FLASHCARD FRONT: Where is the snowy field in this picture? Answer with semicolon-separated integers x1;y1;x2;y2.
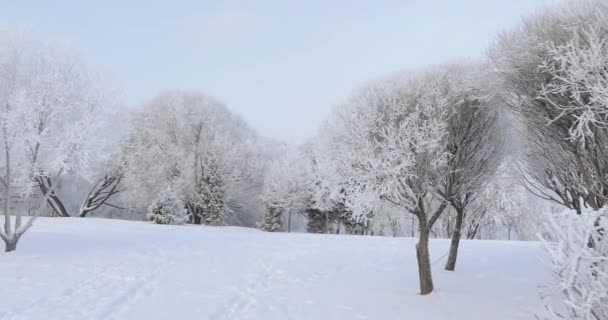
0;218;548;320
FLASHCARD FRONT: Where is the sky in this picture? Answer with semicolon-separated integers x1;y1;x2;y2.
1;0;556;143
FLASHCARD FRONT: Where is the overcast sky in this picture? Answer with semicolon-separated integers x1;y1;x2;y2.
1;0;555;142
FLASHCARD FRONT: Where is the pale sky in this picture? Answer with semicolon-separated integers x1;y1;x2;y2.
1;0;555;142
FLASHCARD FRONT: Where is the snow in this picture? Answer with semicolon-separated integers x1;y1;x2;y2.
0;218;548;320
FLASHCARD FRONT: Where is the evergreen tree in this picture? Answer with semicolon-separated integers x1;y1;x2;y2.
148;188;188;225
338;205;370;235
305;208;327;233
188;157;229;225
258;206;284;232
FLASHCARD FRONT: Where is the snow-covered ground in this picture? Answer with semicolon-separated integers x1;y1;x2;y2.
0;218;548;320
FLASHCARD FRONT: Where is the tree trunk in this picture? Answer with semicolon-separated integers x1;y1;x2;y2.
287;209;292;233
3;236;18;252
445;207;464;271
416;214;434;295
37;176;70;217
411;216;415;237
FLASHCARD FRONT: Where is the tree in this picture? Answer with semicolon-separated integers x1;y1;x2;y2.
259;147;307;232
300;141;341;234
187;156;228;225
123;91;258;225
258;206;284;232
148;187;188;225
432;61;503;271
77;167;123;217
320;68;453;295
0;27;113;251
538;208;607;320
491;0;608;212
491;2;608;317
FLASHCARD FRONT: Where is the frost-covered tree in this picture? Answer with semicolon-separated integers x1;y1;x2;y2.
430;61;503;271
491;0;608;212
479;162;528;239
320;68;453;295
0;27;115;251
187;156;228;225
259;207;284;232
491;2;608;316
538;208;607;320
148;187;188;225
77;167;123;218
123;91;260;225
259;146;307;232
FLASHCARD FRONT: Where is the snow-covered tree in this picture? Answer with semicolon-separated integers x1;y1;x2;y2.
0;27;116;251
430;61;503;271
148;187;188;225
123;91;260;226
258;207;284;232
187;156;228;225
301;143;343;234
538;208;607;320
481;162;528;239
492;3;608;316
320;68;453;295
491;0;608;212
259;146;307;232
77;166;123;218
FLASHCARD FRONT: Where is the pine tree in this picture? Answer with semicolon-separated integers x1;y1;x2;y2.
305;208;327;233
148;188;188;225
338;206;370;235
259;206;284;232
188;157;229;225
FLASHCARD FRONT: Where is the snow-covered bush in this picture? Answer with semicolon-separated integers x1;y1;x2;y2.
148;189;188;225
538;208;607;320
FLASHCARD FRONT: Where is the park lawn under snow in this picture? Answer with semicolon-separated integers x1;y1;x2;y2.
0;218;548;320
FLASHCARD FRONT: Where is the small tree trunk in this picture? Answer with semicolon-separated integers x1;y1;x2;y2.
37;177;69;217
445;207;464;271
287;209;292;233
416;214;434;295
2;232;22;252
411;216;416;237
4;237;17;252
